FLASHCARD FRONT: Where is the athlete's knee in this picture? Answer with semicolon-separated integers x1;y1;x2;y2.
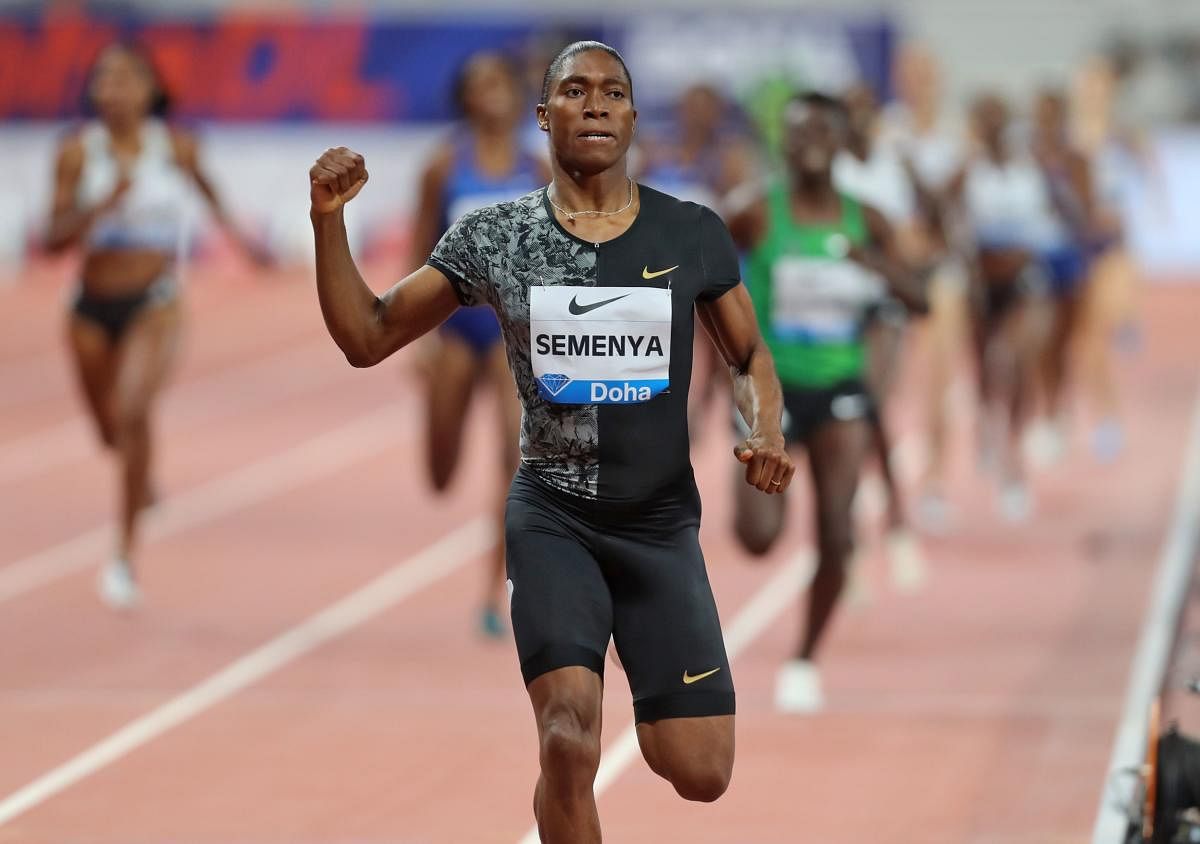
733;496;783;557
104;394;141;443
669;759;732;803
428;451;456;492
94;414;118;449
734;512;779;557
816;515;854;567
112;405;150;442
538;700;601;785
426;419;463;491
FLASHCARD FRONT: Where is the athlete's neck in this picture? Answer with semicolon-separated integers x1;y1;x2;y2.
103;117;145;153
471;115;517;143
471;125;519;177
790;170;837;201
548;166;631;215
847;136;871;162
910;99;938;134
984;141;1009;166
679;128;715;163
1034;129;1067;155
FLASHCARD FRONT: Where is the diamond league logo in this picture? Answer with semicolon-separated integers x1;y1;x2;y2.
538;373;572;397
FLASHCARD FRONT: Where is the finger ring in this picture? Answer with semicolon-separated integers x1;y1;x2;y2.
769;480;781;486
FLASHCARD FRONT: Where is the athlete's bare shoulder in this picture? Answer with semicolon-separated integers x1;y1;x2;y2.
168;125;201;168
51;129;88;187
54;126;86;163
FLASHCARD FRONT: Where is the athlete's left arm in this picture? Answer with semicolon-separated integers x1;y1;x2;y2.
854;206;928;313
697;287;795;494
1068;149;1097;237
172;129;272;267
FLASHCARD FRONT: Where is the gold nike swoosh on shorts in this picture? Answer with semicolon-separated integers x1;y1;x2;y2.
642;265;679;280
682;667;721;685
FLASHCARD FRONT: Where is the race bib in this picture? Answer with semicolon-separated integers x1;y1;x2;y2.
770;256;882;343
531;286;672;404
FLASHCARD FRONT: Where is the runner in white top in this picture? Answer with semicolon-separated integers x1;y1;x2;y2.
46;42;268;609
950;92;1060;522
1070;55;1148;462
834;82;927;592
877;44;972;532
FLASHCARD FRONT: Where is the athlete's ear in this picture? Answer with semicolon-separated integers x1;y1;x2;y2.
536;103;550;133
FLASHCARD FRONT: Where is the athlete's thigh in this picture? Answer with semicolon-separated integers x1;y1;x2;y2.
425;335;478;476
864;314;906;400
505;483;614;686
929;266;969;358
604;526;735;725
1006;293;1051;369
1087;247;1136;323
635;712;734;777
113;300;182;421
807;417;869;521
67;314;119;440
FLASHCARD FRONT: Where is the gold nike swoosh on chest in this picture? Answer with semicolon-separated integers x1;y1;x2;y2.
642;265;679;280
682;667;721;685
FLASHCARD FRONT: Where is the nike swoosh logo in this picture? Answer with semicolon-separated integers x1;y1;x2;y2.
682;667;721;685
568;293;630;316
642;265;679;280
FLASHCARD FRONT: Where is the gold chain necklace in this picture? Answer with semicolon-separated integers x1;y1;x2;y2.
547;178;634;223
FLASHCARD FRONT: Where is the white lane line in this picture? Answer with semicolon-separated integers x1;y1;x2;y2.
0;336;338;485
1092;381;1200;844
0;402;408;605
516;550;816;844
0;516;494;828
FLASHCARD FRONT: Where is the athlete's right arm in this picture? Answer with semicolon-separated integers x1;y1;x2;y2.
310;147;460;368
45;137;128;252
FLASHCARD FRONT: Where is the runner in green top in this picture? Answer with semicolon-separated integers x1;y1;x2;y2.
744;176;873;388
727;91;926;713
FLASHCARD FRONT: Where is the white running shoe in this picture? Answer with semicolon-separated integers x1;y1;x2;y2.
774;659;824;714
98;559;140;610
1024;418;1066;469
887;529;928;593
998;482;1033;524
916;491;954;535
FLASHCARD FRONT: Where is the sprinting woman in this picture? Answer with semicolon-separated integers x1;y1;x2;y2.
46;42;267;608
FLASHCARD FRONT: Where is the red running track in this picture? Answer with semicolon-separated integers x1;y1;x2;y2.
0;259;1196;843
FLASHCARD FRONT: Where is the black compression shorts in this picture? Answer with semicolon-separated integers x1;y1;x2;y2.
781;379;874;444
732;378;873;446
71;274;176;343
505;467;735;723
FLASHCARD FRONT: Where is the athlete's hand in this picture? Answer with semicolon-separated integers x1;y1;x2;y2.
734;433;794;494
310;147;368;215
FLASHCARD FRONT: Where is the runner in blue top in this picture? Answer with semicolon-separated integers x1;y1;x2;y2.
407;52;549;638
